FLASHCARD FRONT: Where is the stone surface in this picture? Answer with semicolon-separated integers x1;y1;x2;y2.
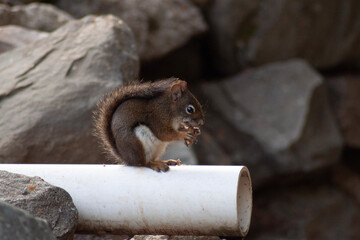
0;201;56;240
0;170;78;240
0;15;139;164
74;234;129;240
132;236;220;240
196;60;343;186
132;236;169;240
332;164;360;204
326;75;360;148
56;0;207;60
206;0;360;74
140;36;205;82
0;3;73;32
249;183;360;240
0;0;34;4
169;237;220;240
74;235;220;240
0;25;48;53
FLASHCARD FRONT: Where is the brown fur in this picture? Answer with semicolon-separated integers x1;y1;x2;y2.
93;78;204;167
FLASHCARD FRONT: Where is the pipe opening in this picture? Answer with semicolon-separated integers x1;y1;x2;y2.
236;167;252;235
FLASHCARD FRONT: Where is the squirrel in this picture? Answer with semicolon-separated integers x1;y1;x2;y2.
94;77;204;172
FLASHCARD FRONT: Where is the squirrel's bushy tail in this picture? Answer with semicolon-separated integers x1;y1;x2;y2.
93;78;179;163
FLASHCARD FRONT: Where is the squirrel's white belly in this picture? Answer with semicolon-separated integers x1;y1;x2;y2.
134;124;168;163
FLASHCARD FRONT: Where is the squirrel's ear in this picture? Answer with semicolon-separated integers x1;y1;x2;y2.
171;82;183;101
171;80;187;101
179;81;187;91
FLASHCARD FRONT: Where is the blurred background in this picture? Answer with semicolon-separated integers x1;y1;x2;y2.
0;0;360;239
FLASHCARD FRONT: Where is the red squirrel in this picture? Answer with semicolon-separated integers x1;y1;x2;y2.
94;78;204;172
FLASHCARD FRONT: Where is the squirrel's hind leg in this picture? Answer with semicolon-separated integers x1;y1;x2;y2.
114;131;147;167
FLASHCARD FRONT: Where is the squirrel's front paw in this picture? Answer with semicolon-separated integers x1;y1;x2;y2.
148;161;170;172
192;127;201;136
184;131;197;147
162;159;181;166
184;137;195;147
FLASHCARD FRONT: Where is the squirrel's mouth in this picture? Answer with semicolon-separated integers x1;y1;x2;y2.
182;118;204;128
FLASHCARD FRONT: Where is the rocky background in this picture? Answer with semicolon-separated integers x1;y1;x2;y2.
0;0;360;240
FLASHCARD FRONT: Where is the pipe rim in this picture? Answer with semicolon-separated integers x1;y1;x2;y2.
236;166;252;236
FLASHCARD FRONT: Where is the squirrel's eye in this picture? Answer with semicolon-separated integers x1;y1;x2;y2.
186;105;195;114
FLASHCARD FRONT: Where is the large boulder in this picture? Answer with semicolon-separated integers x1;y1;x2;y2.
74;234;129;240
131;236;220;240
206;0;360;74
140;37;205;82
196;60;343;186
0;25;48;53
56;0;207;60
0;170;77;240
0;15;139;164
0;3;73;32
331;164;360;205
0;201;56;240
250;183;360;240
326;75;360;148
0;0;34;4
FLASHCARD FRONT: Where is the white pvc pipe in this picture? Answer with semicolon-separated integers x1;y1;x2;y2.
0;164;252;237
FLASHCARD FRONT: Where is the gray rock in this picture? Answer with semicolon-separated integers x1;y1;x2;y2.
0;25;49;53
140;37;204;82
74;234;129;240
0;3;73;32
169;237;220;240
0;15;139;164
250;183;360;240
326;75;360;148
56;0;207;60
206;0;360;74
331;164;360;205
74;234;130;240
0;0;34;4
196;60;343;186
0;170;78;240
0;201;56;240
132;236;221;240
132;236;169;240
206;0;259;74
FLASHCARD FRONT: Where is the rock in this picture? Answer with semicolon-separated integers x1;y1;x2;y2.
74;234;129;240
205;0;259;74
0;170;78;240
331;164;360;204
196;60;343;186
0;15;139;164
168;237;220;240
140;36;205;82
249;183;360;240
206;0;360;74
326;75;360;148
0;201;56;240
132;236;169;240
0;25;48;53
0;0;34;5
131;236;221;240
56;0;207;60
0;3;73;32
